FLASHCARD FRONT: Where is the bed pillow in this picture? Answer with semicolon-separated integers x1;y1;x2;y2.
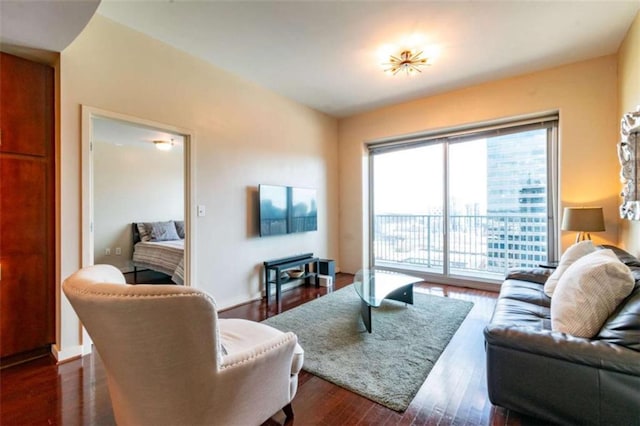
149;221;180;242
137;222;153;242
174;220;185;239
544;240;596;297
550;249;635;338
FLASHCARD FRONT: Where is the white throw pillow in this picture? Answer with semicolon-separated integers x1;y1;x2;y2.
550;249;635;338
544;240;596;297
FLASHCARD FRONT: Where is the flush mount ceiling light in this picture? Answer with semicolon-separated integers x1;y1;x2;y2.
153;139;173;151
384;50;430;76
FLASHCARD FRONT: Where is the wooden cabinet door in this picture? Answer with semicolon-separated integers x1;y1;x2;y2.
0;53;53;156
0;157;55;357
0;53;55;360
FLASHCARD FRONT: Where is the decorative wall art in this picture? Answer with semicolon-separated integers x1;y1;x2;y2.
618;106;640;220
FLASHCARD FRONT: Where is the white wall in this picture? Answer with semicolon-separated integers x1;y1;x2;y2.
58;15;339;360
93;139;184;271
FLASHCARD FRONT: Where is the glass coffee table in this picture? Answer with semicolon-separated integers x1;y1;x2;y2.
353;268;423;333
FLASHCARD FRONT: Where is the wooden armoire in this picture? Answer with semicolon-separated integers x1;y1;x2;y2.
0;52;55;365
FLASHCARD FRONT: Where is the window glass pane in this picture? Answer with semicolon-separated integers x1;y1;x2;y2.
485;129;549;272
370;122;555;284
448;138;488;276
373;144;444;273
449;129;548;279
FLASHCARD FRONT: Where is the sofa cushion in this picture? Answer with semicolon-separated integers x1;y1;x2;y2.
505;267;552;285
551;249;635;338
490;279;551;329
544;240;596;297
596;265;640;351
599;244;640;267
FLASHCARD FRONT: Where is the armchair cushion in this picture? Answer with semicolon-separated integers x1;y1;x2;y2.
220;318;304;375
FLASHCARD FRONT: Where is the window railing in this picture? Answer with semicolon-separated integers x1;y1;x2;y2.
374;214;548;278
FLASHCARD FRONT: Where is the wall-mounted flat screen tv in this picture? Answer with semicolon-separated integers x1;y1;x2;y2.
289;187;318;233
259;184;288;236
259;184;318;236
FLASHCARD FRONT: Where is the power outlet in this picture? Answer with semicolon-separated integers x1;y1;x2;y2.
115;247;122;255
105;248;111;256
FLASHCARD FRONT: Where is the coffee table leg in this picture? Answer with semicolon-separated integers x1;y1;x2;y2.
386;283;414;305
361;299;372;333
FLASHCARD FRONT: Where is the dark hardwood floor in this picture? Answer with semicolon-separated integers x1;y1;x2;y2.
0;273;539;425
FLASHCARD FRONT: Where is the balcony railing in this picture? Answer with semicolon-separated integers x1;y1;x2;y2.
374;214;548;278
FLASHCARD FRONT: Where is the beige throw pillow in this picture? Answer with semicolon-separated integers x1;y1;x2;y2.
550;249;635;338
544;240;595;297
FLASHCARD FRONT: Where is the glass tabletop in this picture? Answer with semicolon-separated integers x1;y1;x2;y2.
353;268;422;307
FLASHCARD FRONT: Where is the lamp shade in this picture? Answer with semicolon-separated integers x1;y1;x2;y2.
561;207;605;232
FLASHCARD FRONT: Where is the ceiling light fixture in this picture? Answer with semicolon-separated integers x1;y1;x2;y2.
153;139;173;151
384;50;430;76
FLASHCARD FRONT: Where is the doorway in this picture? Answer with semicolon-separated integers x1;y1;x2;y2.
81;107;194;286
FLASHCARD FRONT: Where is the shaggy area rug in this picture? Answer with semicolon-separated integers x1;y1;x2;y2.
262;285;473;411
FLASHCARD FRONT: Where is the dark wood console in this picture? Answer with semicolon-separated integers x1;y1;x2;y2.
263;253;319;305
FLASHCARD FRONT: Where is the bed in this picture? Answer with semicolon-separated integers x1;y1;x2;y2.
132;222;185;285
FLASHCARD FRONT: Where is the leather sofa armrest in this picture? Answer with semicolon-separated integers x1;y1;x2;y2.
504;268;552;284
484;325;640;376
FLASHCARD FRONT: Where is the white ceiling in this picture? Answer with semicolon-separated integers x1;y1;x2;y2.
2;1;638;118
97;0;640;118
0;0;99;52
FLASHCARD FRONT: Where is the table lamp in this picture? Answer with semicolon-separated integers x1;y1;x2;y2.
561;207;605;243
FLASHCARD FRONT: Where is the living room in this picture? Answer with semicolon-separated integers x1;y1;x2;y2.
1;1;639;425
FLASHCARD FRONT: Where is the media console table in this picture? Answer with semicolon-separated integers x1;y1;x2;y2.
263;253;319;305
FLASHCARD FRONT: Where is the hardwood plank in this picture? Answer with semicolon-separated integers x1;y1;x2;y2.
0;273;531;425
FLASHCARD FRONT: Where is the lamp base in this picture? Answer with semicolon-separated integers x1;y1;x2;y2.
575;232;592;243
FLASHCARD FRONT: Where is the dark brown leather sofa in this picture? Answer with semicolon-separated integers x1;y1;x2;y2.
484;246;640;425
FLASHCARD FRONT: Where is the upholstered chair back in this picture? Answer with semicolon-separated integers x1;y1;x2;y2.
63;264;300;425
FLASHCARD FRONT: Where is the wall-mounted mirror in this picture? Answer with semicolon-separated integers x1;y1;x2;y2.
618;106;640;221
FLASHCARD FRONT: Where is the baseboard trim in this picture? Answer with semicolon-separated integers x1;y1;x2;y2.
51;343;85;362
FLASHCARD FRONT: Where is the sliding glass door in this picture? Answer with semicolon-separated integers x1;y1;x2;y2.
373;144;445;274
370;117;558;283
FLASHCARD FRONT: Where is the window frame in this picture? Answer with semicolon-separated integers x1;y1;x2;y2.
367;113;559;286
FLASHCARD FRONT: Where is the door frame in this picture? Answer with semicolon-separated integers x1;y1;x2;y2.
80;105;196;353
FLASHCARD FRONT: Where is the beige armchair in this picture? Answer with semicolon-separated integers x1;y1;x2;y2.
63;264;303;426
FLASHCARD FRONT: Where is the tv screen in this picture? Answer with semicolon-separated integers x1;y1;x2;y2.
259;185;288;236
289;187;318;233
259;185;318;236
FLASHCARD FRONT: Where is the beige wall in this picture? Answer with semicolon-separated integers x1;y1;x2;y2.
58;15;339;358
93;140;184;271
618;12;640;257
338;56;619;274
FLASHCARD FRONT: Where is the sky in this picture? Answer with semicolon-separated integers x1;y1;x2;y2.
374;139;487;215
